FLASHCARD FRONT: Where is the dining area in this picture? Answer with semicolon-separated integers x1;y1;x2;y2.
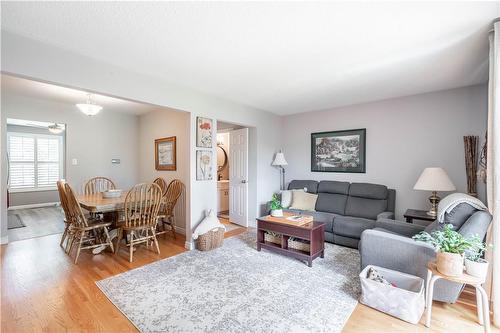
57;176;185;264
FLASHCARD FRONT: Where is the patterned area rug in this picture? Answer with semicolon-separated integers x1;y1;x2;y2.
97;232;360;333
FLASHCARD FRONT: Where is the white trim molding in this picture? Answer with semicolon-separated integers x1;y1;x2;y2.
184;241;194;251
8;202;60;211
1;235;9;245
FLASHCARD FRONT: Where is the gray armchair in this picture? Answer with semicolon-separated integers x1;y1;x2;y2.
360;209;492;303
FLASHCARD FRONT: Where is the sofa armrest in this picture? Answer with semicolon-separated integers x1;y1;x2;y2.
375;218;426;237
377;211;395;220
360;229;435;281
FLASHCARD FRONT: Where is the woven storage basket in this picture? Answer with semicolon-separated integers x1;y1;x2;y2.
196;227;225;251
288;238;310;252
264;232;282;245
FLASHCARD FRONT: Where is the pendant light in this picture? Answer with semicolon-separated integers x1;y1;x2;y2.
48;123;64;134
76;94;102;116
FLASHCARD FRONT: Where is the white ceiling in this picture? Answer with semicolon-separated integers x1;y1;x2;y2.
1;75;157;115
1;2;499;115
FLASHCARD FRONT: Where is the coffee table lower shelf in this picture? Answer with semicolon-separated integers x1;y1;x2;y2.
256;218;325;267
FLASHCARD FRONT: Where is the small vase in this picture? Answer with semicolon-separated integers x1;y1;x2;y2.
436;252;464;276
270;209;283;217
465;258;489;280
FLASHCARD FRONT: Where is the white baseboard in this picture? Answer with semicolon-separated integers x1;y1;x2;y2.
184;241;193;250
247;219;257;228
0;235;9;245
8;202;60;210
174;226;186;235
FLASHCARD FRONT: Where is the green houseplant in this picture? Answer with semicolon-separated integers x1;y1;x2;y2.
413;224;475;276
464;236;491;279
270;193;283;217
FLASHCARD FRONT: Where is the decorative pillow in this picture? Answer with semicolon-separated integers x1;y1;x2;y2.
192;210;225;240
290;191;318;211
442;203;477;229
280;190;293;208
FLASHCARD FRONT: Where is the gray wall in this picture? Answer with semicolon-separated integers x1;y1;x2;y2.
2;93;141;205
138;108;190;233
281;84;488;219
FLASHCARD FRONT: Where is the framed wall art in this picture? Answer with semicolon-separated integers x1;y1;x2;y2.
311;129;366;173
196;117;213;148
196;150;213;180
155;136;176;171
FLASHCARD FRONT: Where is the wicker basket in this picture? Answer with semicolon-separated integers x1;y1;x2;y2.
196;227;225;251
288;238;310;252
264;232;282;245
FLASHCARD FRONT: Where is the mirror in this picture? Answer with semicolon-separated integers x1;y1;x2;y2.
217;145;228;172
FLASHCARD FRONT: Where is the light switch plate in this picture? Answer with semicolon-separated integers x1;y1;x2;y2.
111;159;121;164
71;158;78;166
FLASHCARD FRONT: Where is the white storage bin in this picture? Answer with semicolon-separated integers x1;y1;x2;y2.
359;265;425;324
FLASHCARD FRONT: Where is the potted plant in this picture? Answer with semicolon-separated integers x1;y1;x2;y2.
413;224;475;276
464;236;491;279
270;193;283;217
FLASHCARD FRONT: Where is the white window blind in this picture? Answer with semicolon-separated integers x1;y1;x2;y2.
8;133;63;190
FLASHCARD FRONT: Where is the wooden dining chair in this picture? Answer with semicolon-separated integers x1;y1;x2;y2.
115;183;163;262
64;183;114;264
157;179;185;239
153;177;168;197
84;176;116;195
57;180;71;248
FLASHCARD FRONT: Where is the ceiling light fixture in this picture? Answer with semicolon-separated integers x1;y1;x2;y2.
76;94;102;116
48;123;64;134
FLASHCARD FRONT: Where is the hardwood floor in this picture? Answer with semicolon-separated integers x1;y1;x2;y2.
7;207;65;242
1;227;497;332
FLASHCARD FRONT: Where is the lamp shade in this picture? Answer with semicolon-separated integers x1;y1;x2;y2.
413;167;456;191
272;152;288;166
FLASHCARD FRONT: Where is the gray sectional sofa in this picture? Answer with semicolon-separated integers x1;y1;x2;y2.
283;180;395;248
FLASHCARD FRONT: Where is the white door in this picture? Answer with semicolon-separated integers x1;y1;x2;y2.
229;128;248;227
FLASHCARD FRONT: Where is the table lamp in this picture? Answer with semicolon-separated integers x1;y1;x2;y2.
413;167;456;217
272;150;288;190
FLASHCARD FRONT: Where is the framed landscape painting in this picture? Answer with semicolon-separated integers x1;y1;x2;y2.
311;129;366;173
155;136;176;171
196;117;213;148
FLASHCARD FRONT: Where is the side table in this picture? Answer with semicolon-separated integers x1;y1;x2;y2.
426;261;490;333
404;209;435;224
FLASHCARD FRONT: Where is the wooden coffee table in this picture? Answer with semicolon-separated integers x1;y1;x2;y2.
256;213;325;267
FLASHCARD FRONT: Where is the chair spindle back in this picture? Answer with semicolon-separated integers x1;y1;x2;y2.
124;183;162;228
84;177;116;195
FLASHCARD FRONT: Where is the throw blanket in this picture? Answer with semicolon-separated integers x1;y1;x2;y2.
437;193;488;222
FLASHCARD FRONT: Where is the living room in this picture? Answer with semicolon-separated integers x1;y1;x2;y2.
1;2;500;333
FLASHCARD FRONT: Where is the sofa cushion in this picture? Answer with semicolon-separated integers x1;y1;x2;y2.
290;191;318;211
345;196;388;220
315;193;348;215
333;216;375;239
317;181;350;195
442;203;477;230
349;183;388;200
283;209;335;232
288;180;318;194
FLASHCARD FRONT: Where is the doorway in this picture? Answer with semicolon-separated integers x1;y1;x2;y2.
216;121;249;231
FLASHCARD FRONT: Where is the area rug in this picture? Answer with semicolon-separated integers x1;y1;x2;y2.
97;232;360;333
7;213;25;229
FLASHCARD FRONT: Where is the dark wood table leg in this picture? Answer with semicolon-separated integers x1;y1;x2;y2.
308;259;313;267
282;235;289;249
257;228;264;251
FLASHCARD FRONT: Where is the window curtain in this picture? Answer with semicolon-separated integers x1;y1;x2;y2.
487;20;500;327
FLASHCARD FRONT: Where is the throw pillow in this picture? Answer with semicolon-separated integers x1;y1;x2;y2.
280;190;293;208
290;191;318;211
442;203;477;229
192;210;226;240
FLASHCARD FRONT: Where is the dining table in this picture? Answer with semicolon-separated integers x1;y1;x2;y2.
77;192;128;214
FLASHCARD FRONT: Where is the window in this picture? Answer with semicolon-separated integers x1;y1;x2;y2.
8;132;64;191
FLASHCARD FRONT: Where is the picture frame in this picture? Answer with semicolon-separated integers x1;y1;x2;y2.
196;150;213;181
311;128;366;173
155;136;176;171
196;117;213;148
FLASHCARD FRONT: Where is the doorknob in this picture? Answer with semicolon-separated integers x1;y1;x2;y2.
241;180;247;184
